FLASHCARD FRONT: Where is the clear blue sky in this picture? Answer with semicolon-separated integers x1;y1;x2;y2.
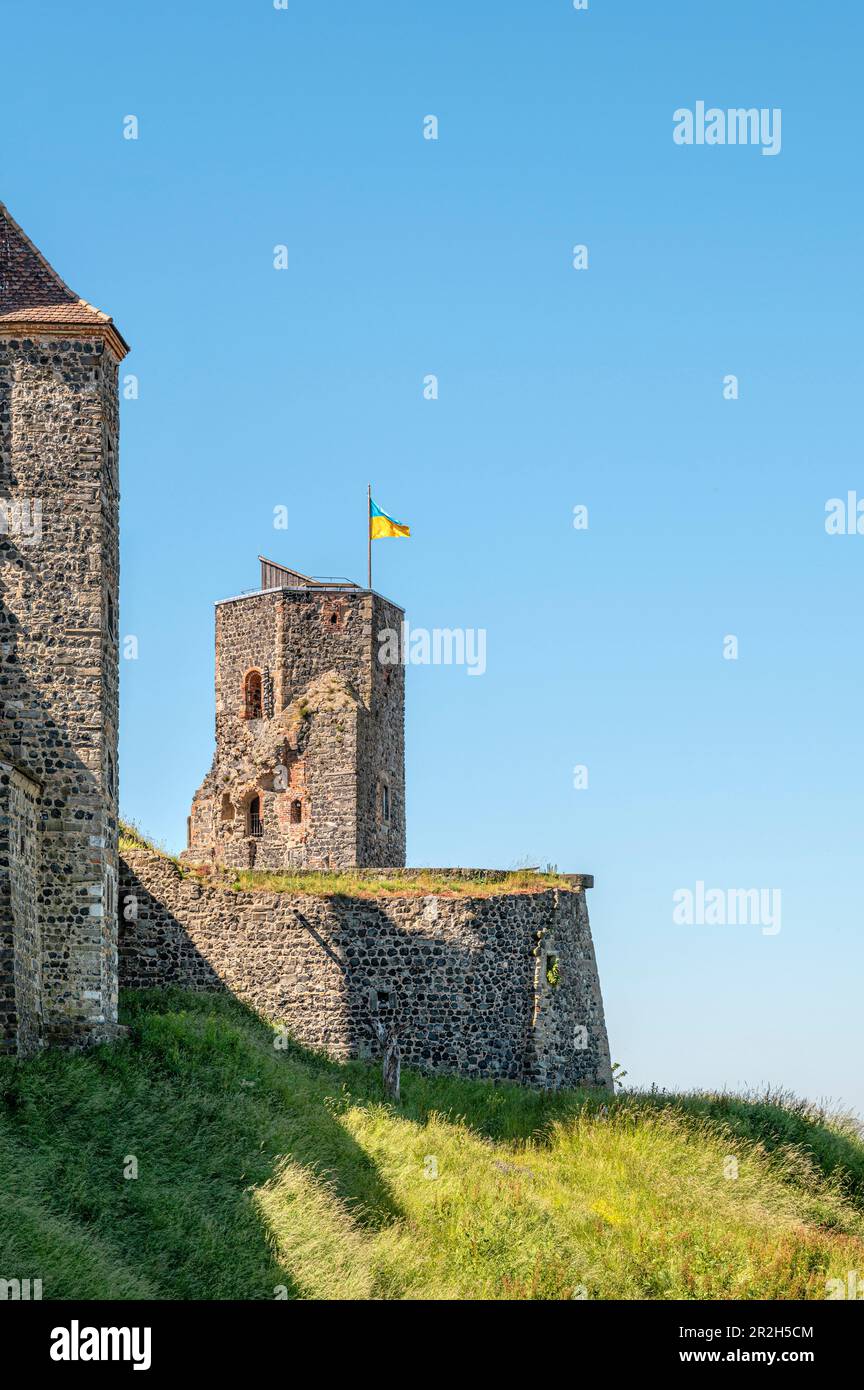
3;1;862;1114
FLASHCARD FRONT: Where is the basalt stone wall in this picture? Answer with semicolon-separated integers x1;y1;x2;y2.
119;846;613;1090
359;593;405;868
0;760;42;1056
185;587;405;871
0;336;122;1049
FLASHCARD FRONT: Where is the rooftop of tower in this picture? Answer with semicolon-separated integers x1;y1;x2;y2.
258;557;360;592
0;200;129;359
215;557;404;612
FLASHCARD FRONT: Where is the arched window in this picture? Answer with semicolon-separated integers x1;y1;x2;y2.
290;799;302;824
248;795;263;838
244;670;263;719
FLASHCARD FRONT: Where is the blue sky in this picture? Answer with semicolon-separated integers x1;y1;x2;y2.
3;1;862;1113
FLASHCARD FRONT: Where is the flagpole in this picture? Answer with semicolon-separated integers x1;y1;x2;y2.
367;483;372;591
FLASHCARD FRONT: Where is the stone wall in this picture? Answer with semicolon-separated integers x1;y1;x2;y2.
0;335;122;1048
185;587;405;872
119;846;613;1091
359;594;405;868
0;759;42;1056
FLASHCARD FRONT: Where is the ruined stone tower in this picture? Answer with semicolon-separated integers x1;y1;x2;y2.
184;558;405;872
0;202;128;1055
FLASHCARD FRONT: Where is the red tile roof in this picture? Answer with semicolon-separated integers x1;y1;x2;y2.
0;201;129;358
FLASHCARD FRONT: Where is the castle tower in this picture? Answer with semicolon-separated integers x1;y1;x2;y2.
184;558;406;872
0;202;129;1053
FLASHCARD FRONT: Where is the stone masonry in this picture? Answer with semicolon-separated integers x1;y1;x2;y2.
183;560;405;872
120;845;613;1090
0;758;41;1055
0;201;129;1055
0;201;614;1089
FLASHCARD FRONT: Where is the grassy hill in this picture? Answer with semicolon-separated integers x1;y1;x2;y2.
1;990;862;1300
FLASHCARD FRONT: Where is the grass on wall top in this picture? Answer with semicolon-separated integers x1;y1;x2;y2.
227;867;574;898
118;820;575;898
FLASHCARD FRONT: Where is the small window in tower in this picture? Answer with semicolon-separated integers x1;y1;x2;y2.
330;612;338;625
248;795;263;838
244;670;263;719
381;783;391;824
290;799;302;824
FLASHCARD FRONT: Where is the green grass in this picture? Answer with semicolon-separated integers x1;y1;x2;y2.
118;818;571;897
227;867;573;898
1;990;862;1300
118;819;180;865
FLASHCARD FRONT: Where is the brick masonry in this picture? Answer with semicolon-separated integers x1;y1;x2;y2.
120;846;613;1090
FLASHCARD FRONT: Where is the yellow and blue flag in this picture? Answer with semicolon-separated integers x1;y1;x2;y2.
369;497;410;539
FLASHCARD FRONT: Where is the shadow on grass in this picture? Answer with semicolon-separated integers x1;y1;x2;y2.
0;989;408;1300
2;988;862;1301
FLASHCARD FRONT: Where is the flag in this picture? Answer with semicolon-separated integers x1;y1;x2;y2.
370;497;410;539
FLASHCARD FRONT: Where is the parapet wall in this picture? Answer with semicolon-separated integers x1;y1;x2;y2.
118;848;612;1091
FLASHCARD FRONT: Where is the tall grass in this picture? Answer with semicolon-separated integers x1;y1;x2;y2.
228;868;572;898
117;823;571;897
118;819;180;864
0;990;861;1300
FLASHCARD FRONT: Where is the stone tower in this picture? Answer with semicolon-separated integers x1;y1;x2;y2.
184;558;405;872
0;201;129;1055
